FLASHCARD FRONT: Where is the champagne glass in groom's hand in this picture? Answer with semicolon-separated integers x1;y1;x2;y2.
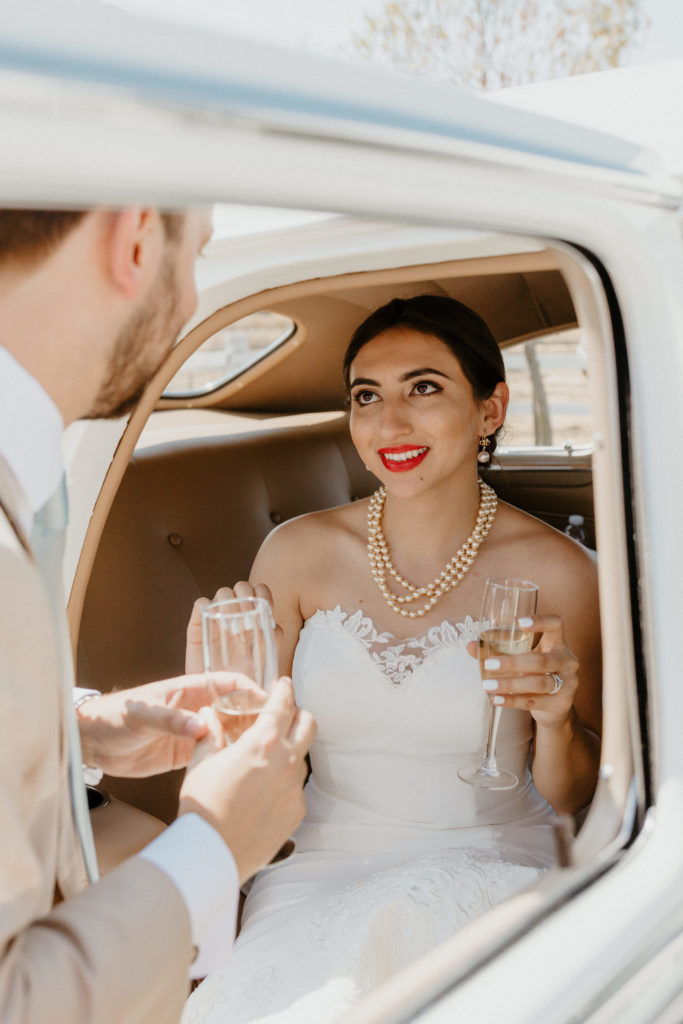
201;595;295;862
201;596;277;742
458;578;539;790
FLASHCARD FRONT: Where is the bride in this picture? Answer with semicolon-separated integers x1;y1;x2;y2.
182;295;601;1023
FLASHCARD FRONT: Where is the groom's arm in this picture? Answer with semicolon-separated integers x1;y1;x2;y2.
0;558;203;1023
0;856;195;1024
1;602;310;1022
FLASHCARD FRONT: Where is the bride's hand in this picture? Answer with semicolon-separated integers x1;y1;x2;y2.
185;581;280;674
466;614;579;728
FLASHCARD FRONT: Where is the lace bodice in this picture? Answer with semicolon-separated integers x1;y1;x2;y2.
304;606;481;687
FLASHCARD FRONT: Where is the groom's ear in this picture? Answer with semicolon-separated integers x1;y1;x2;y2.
104;208;164;300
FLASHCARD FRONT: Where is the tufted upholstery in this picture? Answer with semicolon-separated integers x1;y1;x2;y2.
78;416;377;691
76;416;379;820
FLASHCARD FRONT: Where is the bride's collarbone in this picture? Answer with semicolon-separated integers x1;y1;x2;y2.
297;519;497;636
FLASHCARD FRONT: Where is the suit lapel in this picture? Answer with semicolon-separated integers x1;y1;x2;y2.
0;458;92;894
0;452;32;556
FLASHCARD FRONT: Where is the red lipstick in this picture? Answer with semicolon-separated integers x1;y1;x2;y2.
378;445;429;472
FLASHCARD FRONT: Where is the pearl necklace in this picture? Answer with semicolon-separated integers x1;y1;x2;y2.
367;478;498;618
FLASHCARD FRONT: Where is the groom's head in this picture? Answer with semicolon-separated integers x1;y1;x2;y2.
0;206;213;423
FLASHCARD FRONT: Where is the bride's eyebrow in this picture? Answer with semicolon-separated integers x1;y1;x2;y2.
350;367;451;389
402;367;451;381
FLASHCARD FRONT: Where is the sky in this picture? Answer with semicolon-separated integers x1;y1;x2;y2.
636;0;683;62
108;0;683;237
113;0;683;64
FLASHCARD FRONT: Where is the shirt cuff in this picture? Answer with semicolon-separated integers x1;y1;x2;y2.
138;813;239;978
73;686;102;709
73;688;104;785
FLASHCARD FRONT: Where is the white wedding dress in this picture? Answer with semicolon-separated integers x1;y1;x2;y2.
182;607;558;1024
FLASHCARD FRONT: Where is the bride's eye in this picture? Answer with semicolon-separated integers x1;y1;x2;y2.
412;380;441;396
353;390;379;406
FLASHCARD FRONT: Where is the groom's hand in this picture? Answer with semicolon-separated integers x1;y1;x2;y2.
77;673;259;778
178;677;315;883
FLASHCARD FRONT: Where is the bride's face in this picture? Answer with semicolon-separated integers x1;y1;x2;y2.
348;327;502;496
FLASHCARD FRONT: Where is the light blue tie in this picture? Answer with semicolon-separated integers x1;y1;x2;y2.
31;477;99;883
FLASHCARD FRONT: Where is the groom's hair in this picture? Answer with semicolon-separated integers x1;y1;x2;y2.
0;210;87;265
0;209;185;266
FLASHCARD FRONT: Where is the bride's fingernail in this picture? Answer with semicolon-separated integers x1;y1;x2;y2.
518;617;534;628
483;679;499;691
484;658;501;671
492;695;505;705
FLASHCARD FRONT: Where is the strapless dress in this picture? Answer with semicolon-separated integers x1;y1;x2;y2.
182;607;557;1024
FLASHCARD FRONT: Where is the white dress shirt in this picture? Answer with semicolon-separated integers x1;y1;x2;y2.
0;347;63;535
0;346;239;976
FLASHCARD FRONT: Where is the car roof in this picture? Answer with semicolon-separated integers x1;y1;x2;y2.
490;61;683;179
0;0;657;177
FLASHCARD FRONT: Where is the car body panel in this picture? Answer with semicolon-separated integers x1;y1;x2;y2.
0;1;659;175
491;61;683;179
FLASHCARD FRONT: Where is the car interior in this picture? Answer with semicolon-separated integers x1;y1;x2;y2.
71;229;592;817
69;218;641;972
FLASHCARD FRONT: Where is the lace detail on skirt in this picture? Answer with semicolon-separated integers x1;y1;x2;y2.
182;848;542;1024
182;965;280;1024
304;606;482;686
308;847;537;966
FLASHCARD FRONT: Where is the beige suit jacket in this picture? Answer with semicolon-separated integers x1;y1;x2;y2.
0;458;193;1023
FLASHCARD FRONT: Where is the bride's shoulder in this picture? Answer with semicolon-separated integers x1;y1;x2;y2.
496;500;596;573
258;498;367;557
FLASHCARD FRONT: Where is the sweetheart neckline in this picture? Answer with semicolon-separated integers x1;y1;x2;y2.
304;605;483;649
299;607;484;686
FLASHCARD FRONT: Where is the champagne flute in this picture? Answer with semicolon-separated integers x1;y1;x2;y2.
458;578;538;790
201;595;278;742
202;595;295;862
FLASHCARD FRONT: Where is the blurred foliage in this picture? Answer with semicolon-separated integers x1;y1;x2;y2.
352;0;646;90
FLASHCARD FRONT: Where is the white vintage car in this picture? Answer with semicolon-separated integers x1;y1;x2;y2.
3;4;683;1022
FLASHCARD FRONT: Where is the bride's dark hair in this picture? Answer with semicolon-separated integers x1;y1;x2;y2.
343;294;507;459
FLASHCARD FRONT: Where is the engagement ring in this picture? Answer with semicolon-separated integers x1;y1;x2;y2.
549;673;564;695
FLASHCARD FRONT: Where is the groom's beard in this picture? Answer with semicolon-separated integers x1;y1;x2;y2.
87;252;184;420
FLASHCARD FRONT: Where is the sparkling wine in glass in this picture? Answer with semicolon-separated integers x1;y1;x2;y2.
201;595;295;863
458;578;538;790
201;596;278;742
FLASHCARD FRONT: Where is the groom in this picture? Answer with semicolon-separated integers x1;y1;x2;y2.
0;207;315;1023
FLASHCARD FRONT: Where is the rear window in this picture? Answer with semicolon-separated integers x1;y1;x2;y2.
501;328;593;451
163;311;295;398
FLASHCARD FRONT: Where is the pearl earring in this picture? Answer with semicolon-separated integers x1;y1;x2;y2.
477;436;491;464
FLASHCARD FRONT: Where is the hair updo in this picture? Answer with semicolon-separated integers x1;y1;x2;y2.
343;294;506;461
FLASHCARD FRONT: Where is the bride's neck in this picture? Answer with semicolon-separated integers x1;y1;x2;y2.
382;475;483;572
